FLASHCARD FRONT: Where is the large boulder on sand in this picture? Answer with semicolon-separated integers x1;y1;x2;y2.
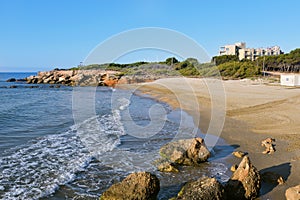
159;138;210;165
172;177;225;200
225;156;261;200
285;185;300;200
100;172;160;200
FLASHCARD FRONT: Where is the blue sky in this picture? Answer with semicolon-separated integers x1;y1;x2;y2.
0;0;299;71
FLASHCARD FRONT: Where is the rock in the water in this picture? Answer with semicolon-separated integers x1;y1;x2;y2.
27;85;39;88
159;138;210;165
225;156;261;200
158;161;179;173
6;78;16;82
285;185;300;200
173;177;225;200
100;172;160;200
232;151;247;158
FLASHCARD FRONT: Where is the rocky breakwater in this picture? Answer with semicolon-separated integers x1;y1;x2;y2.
26;69;124;87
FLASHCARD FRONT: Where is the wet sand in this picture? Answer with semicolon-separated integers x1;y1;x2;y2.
119;77;300;200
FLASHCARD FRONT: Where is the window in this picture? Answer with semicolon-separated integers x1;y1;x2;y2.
286;78;289;81
226;48;229;51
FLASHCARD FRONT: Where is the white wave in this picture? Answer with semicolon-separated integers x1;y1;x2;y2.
74;109;125;157
0;111;125;200
0;131;91;199
118;97;131;110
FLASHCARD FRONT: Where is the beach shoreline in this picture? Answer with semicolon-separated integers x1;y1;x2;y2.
119;77;300;200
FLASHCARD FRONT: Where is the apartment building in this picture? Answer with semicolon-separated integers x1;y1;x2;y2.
219;42;246;57
219;42;283;61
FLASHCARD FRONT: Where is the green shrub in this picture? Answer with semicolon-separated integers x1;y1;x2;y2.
218;61;260;78
165;57;179;65
212;55;239;66
257;48;300;73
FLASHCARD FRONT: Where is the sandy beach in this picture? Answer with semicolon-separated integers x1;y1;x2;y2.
120;77;300;200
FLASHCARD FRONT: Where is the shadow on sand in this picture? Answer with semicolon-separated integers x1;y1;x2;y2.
259;162;291;197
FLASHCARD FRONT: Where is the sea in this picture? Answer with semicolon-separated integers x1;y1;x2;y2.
0;72;232;200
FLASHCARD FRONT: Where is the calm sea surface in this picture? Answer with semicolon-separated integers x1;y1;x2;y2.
0;72;231;200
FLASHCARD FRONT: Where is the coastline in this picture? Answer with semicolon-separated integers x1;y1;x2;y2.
119;77;300;200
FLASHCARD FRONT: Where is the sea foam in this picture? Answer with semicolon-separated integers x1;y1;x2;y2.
0;110;125;200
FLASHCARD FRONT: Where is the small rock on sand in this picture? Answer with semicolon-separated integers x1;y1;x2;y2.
230;164;238;172
261;137;276;154
232;151;247;158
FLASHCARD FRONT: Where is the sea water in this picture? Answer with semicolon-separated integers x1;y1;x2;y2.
0;72;230;200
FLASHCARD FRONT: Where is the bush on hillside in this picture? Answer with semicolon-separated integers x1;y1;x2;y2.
212;55;239;66
218;61;261;78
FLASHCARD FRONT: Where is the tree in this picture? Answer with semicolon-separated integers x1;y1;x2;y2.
186;58;199;66
165;57;179;65
212;55;239;66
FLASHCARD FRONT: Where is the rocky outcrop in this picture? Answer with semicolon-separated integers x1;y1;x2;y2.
159;138;210;166
172;177;225;200
26;70;123;87
100;172;160;200
285;184;300;200
225;156;261;200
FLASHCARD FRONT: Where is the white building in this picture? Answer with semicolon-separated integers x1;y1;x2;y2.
280;74;300;86
219;42;246;57
219;42;283;61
